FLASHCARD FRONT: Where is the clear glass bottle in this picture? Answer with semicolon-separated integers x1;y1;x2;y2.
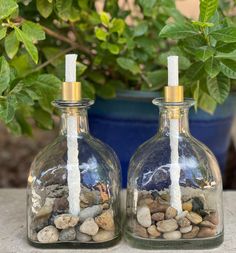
27;99;121;248
125;98;223;249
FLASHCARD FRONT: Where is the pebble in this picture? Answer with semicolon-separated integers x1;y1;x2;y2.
151;212;165;222
177;217;191;228
53;197;69;213
92;229;115;242
46;184;68;198
186;212;202;224
182;201;192;212
163;231;181;240
133;221;148;238
35;198;55;219
79;205;103;222
59;228;76;241
197;227;216;238
156;219;178;233
76;231;92;242
182;226;199;239
180;225;192;234
79;218;99;236
80;186;101;206
138;198;154;206
175;211;188;220
204;212;219;225
165;207;177;219
148;200;169;213
95;209;115;231
147;225;161;238
37;225;59;243
137;205;152;228
54;214;79;229
192;197;204;213
200;220;216;229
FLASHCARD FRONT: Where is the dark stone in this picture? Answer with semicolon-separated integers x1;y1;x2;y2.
53;197;69;213
192;197;204;213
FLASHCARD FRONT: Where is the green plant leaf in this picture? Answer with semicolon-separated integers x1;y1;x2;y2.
14;27;38;64
36;0;53;18
220;59;236;79
133;22;148;37
144;70;167;91
192;21;214;28
195;46;215;61
107;43;120;55
216;42;236;53
138;0;156;16
33;107;53;129
186;62;205;80
4;31;19;59
0;96;16;123
204;57;221;78
207;73;230;104
55;0;73;21
77;62;87;77
15;112;32;135
0;56;10;94
193;82;200;110
210;27;236;43
81;80;95;99
95;83;116;99
215;50;236;61
159;23;198;39
116;57;140;74
110;18;125;35
95;27;108;41
22;21;45;41
10;54;34;76
200;0;218;22
25;74;61;113
100;12;110;27
0;27;7;40
198;91;217;114
42;47;63;66
0;0;18;20
7;119;22;135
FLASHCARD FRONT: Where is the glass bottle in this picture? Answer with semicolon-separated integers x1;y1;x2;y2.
125;98;223;249
27;99;121;248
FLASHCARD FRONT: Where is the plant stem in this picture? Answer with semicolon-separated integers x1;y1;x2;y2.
24;46;78;76
141;73;152;88
42;26;93;56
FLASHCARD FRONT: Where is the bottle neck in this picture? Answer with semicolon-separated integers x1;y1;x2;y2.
60;108;89;135
158;106;190;136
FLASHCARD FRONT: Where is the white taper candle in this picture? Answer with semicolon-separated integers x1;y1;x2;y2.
168;55;182;215
65;54;81;216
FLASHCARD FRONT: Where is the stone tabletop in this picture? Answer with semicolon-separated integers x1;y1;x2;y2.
0;189;236;253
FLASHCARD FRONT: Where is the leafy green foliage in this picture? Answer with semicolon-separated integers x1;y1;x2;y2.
0;0;235;135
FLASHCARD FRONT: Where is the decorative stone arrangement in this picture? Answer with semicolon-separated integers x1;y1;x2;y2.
133;191;219;240
30;183;116;243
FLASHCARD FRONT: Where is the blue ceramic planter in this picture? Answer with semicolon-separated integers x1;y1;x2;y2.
89;91;236;187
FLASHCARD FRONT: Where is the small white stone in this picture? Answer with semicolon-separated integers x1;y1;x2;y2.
54;214;79;229
80;218;99;236
37;225;59;243
163;231;181;240
92;230;115;242
137;205;151;228
180;225;192;234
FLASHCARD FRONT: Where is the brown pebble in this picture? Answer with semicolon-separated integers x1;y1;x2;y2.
148;200;169;213
178;217;191;228
204;212;219;225
151;212;165;222
182;201;193;212
53;197;69;213
138;198;154;206
200;220;216;229
147;225;161;238
133;221;148;238
95;209;115;231
186;212;202;224
182;226;199;239
165;206;177;219
197;227;216;238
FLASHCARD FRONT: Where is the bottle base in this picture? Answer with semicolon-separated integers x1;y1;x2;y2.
124;230;224;250
28;234;121;249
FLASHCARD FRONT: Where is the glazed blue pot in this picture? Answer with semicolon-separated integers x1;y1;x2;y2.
89;91;236;187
